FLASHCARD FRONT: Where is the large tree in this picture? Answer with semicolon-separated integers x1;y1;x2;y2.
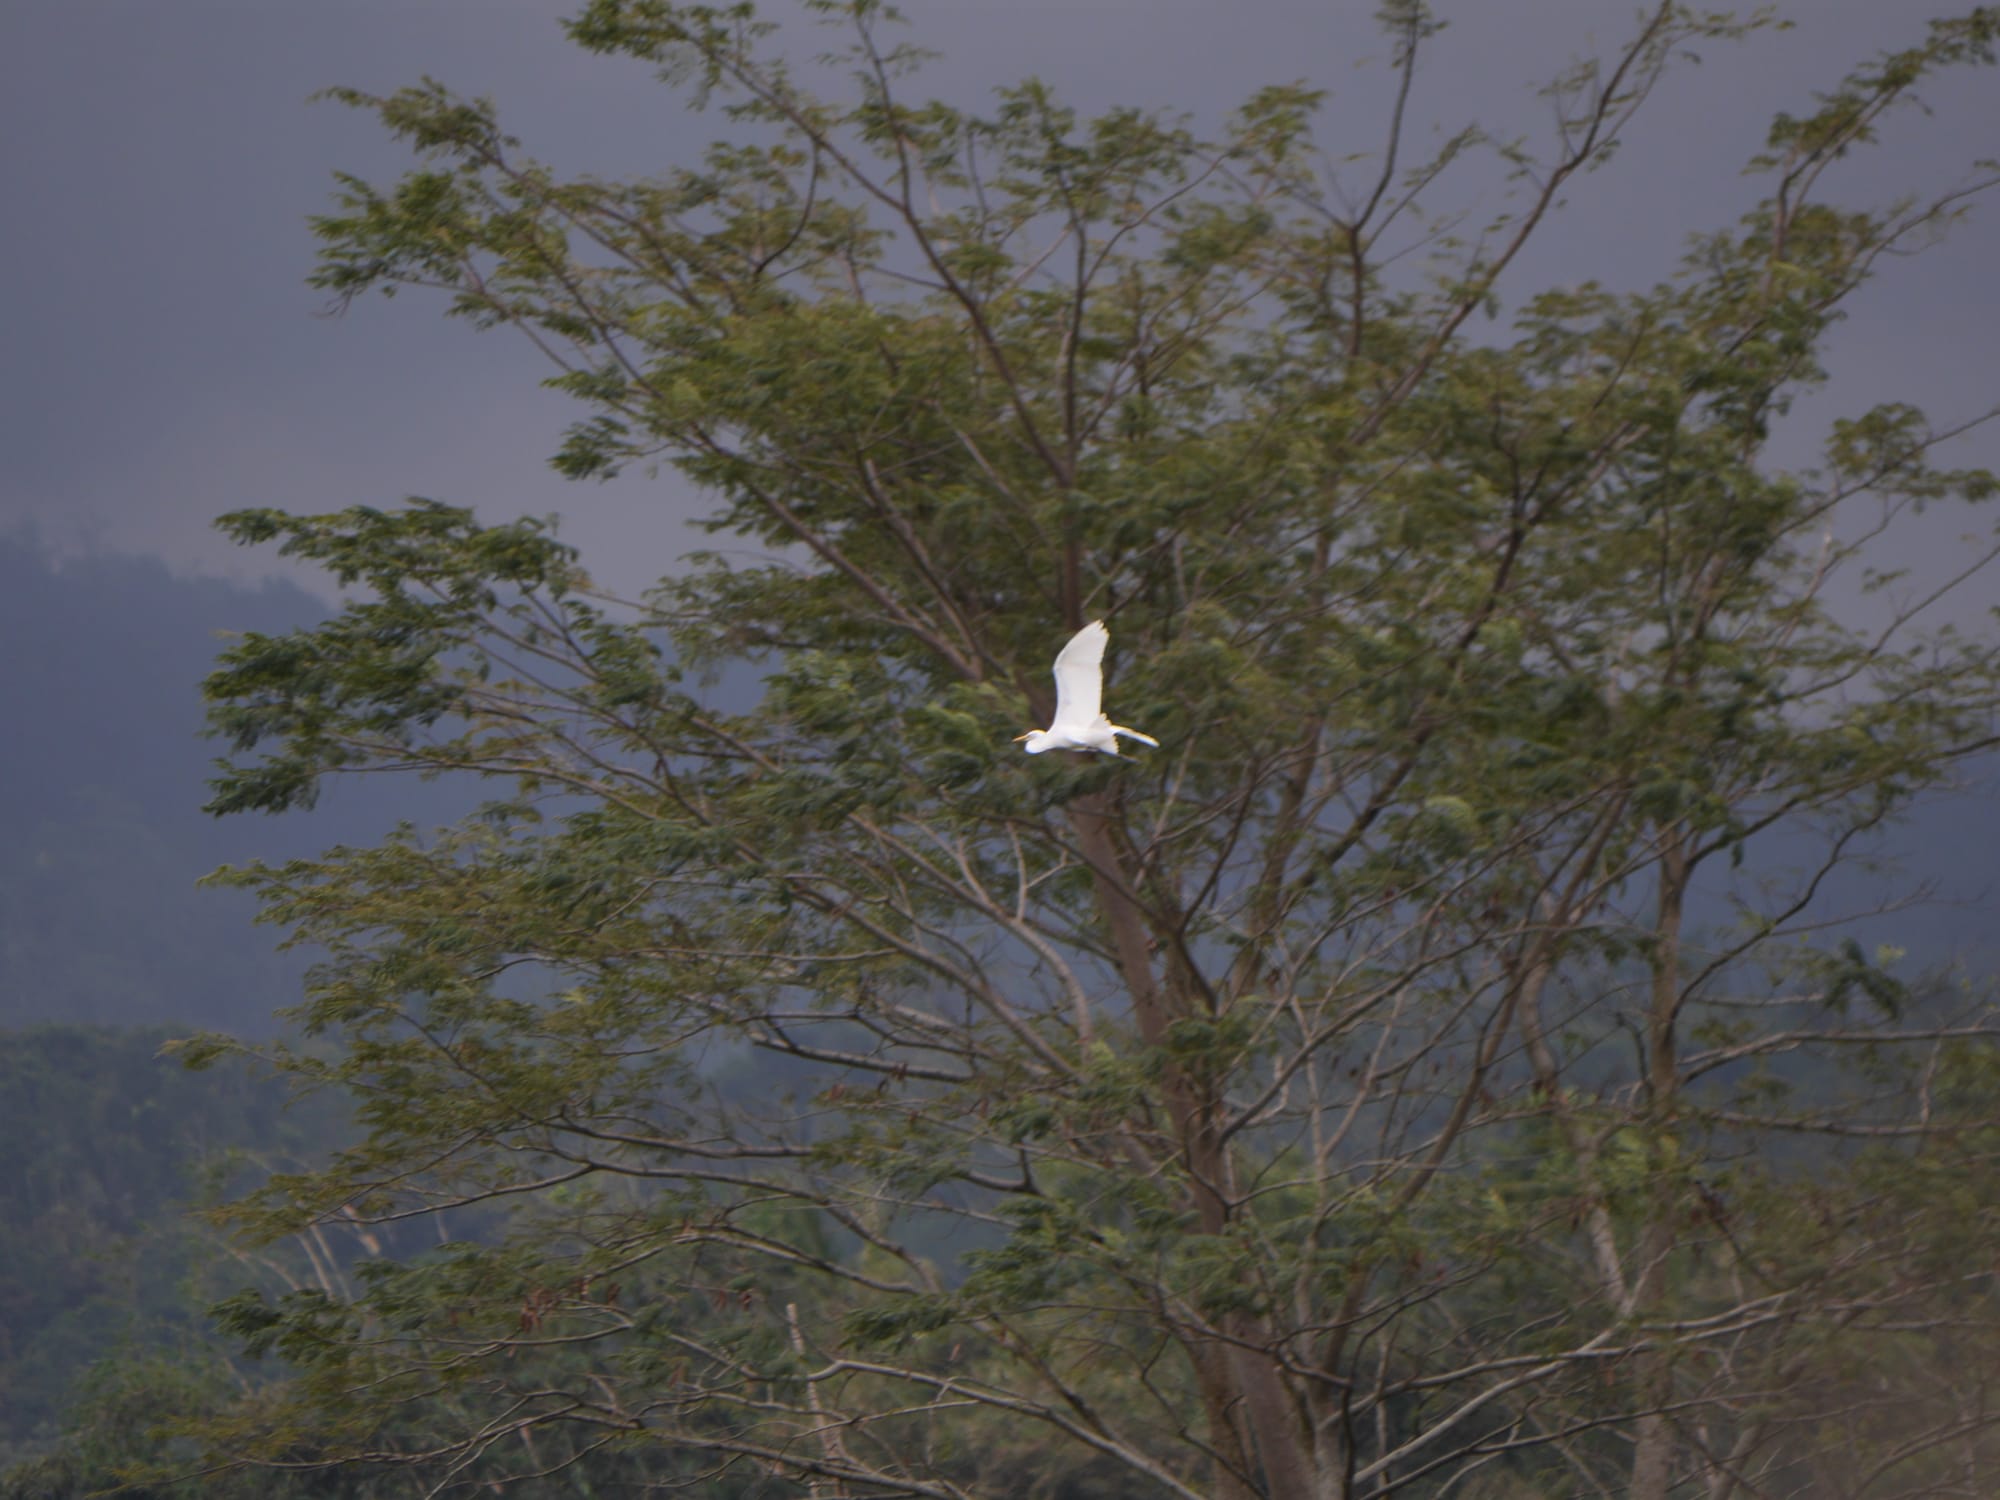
184;3;2000;1496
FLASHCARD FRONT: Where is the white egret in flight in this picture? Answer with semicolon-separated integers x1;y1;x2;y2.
1015;620;1159;757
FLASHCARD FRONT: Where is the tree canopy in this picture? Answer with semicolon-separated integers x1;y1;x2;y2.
176;3;2000;1496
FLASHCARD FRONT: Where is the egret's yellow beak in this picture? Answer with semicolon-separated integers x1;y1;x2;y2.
1012;731;1034;742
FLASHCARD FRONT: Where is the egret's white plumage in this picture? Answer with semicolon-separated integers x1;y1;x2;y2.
1015;620;1158;757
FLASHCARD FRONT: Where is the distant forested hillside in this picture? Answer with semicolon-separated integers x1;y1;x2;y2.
0;534;437;1033
0;1026;349;1472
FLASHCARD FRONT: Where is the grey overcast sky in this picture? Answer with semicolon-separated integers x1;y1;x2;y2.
1;1;1995;599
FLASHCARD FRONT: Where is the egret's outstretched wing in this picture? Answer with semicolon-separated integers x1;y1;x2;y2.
1048;621;1106;736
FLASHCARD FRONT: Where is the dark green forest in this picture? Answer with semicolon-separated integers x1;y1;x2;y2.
0;1027;342;1472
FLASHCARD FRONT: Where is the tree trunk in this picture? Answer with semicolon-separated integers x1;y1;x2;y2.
1068;790;1316;1497
1630;827;1690;1500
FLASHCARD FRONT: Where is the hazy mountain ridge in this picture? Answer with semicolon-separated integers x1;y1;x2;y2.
0;534;434;1033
